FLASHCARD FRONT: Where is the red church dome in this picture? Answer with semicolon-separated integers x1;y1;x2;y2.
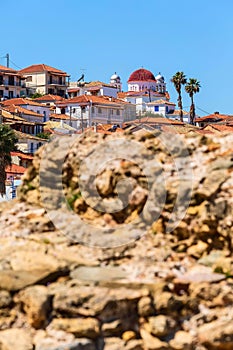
128;68;156;82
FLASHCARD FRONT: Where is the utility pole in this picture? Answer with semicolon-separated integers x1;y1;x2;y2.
6;53;9;68
69;106;72;126
81;107;84;133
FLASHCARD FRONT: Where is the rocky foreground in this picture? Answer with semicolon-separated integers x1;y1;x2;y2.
0;130;232;349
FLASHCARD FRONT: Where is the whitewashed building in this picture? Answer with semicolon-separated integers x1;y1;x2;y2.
0;65;26;99
55;95;133;129
19;64;69;97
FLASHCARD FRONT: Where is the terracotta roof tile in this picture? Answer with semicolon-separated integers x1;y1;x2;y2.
195;113;232;122
61;95;124;107
127;117;184;125
147;99;175;106
204;124;233;133
0;65;18;73
34;94;65;102
50;113;77;121
11;152;34;160
2;98;44;107
6;164;26;174
4;104;44;118
19;64;68;76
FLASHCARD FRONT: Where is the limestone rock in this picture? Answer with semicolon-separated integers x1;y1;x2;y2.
197;319;233;349
146;315;176;338
0;328;33;350
0;291;11;309
169;330;194;350
137;296;154;317
14;285;51;328
49;318;100;339
140;328;169;349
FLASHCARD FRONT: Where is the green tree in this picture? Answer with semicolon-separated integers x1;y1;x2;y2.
0;125;18;195
185;78;201;125
36;132;50;140
31;92;44;99
171;72;187;122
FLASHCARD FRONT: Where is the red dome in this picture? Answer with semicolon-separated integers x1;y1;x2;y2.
128;68;156;82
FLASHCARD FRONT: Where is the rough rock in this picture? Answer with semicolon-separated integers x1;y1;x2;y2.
169;330;194;349
14;285;51;328
0;131;232;349
49;318;100;339
0;328;33;350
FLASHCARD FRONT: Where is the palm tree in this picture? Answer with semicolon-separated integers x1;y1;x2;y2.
0;124;17;195
171;72;187;122
185;78;201;125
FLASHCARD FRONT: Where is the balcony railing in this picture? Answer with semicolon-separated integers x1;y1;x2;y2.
0;81;25;87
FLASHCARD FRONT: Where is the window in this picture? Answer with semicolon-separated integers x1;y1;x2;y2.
0;76;3;85
30;143;34;153
92;106;95;113
8;76;14;86
98;107;102;114
154;106;159;112
59;77;63;85
26;76;32;82
116;109;120;115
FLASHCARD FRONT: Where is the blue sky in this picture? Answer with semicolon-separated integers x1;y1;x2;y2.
0;0;232;115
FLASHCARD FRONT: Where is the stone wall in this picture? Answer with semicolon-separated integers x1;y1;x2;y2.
0;130;232;349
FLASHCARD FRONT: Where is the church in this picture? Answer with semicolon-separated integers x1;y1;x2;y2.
115;68;189;122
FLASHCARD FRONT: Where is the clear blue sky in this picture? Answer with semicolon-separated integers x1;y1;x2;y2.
1;0;232;115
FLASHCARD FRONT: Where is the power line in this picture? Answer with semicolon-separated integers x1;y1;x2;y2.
9;59;22;70
196;106;211;115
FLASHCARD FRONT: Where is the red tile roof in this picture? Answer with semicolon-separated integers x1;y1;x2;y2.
67;87;80;93
203;124;233;133
195;113;232;122
11;152;34;160
6;164;26;174
19;64;68;76
2;98;44;107
128;117;184;125
85;124;124;134
50;113;77;121
34;94;65;102
4;104;44;118
59;95;124;107
147;99;175;106
0;65;18;74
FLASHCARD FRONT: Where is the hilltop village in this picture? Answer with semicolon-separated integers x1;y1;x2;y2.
0;62;232;199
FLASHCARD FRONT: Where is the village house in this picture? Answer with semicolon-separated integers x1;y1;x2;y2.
145;99;176;116
19;64;69;97
67;73;122;99
10;151;33;168
34;94;65;107
1;107;44;135
2;98;50;122
49;113;79;129
0;65;26;99
14;130;48;154
55;94;136;129
195;112;233;127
